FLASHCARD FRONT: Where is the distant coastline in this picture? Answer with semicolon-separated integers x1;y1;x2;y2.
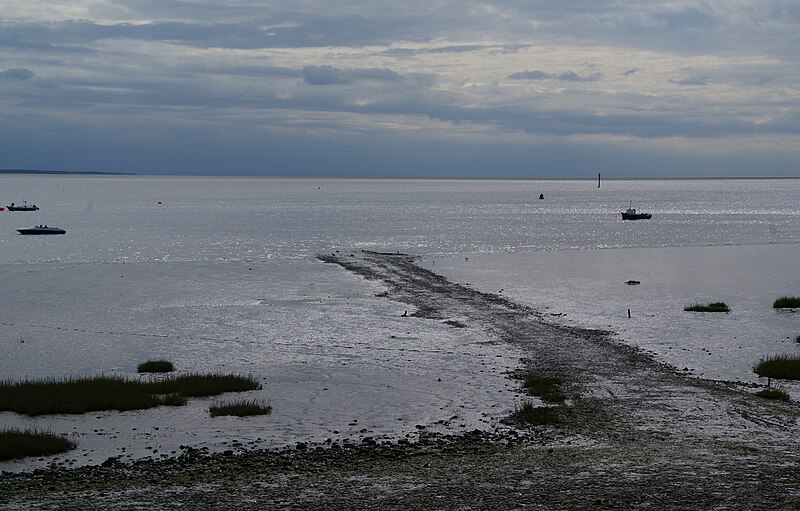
1;169;796;179
0;169;135;176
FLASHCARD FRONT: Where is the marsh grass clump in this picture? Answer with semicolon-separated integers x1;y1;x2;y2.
209;399;272;417
773;296;800;309
755;388;790;401
753;354;800;381
523;375;566;403
0;373;260;416
512;401;561;426
0;376;165;416
684;302;730;313
0;428;75;461
158;393;188;406
137;360;175;373
143;373;261;398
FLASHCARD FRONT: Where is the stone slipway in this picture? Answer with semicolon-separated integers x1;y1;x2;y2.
2;250;798;510
322;252;798;439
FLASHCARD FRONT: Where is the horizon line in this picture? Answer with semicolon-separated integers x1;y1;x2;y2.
1;169;798;180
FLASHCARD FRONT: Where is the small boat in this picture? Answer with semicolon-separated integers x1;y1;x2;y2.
17;225;66;235
621;204;651;220
6;200;39;211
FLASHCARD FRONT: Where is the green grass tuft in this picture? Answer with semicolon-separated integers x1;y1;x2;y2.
773;296;800;309
0;428;76;461
142;373;261;398
511;401;561;426
157;393;188;406
0;376;162;416
209;399;272;417
755;388;790;401
522;375;566;403
0;373;261;416
684;302;730;313
137;360;175;373
753;354;800;381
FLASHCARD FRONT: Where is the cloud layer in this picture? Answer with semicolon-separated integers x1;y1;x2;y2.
0;0;799;176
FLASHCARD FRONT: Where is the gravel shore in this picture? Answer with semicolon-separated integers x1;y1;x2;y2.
2;251;798;510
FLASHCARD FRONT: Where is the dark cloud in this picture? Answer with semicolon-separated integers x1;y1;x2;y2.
303;65;353;85
384;44;528;58
350;68;401;81
558;71;602;82
426;44;486;53
302;65;401;85
653;7;716;31
0;67;35;81
671;76;709;86
744;75;777;86
507;70;549;80
0;22;96;53
507;70;602;82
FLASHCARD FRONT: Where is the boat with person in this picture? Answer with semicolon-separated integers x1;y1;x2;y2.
17;225;66;235
6;200;39;211
621;204;651;220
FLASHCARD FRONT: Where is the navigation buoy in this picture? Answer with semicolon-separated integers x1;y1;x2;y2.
539;193;544;200
157;201;162;205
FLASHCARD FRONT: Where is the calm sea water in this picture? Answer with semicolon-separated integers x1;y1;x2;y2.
1;176;798;468
1;176;798;264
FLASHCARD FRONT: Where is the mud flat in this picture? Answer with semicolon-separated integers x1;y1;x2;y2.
2;251;799;510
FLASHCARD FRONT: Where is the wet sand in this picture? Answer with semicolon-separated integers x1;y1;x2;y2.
2;251;798;509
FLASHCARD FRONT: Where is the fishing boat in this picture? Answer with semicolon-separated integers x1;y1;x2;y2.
621;204;651;220
17;225;66;235
6;200;39;211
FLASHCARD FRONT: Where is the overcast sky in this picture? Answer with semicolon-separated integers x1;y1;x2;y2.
1;1;799;177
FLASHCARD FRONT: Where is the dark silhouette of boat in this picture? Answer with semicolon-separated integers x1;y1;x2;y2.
17;225;65;235
621;204;651;220
6;200;39;211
